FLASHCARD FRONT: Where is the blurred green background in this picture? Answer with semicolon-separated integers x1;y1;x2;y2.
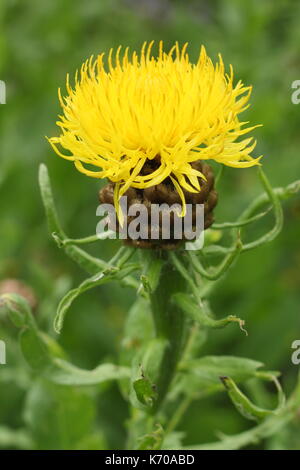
0;0;300;450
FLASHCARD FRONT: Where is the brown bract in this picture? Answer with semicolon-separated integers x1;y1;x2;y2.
99;160;217;250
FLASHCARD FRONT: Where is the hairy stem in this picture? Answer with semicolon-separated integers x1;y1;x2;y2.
149;251;188;413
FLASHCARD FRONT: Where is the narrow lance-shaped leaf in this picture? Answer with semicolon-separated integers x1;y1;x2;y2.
204;169;289;257
39;164;107;273
173;292;247;333
181;355;265;383
236;167;284;252
54;264;138;333
189;233;242;280
178;373;300;450
220;375;286;422
46;359;130;386
1;292;130;386
39;164;140;290
213;206;272;229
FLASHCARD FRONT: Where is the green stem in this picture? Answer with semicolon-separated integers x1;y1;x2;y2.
148;251;188;413
165;395;192;434
59;231;115;246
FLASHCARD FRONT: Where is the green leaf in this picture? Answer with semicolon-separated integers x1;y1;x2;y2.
232;167;284;253
20;329;51;372
38;163;64;236
178;355;270;398
128;337;167;408
125;332;167;410
183;356;264;383
45;360;130;386
221;376;285;422
139;251;164;294
213;207;272;229
1;291;130;387
179;374;300;450
121;297;154;365
119;297;154;400
162;431;185;450
22;317;130;386
203;169;287;257
21;326;130;386
24;381;96;449
74;432;107;450
39;164;140;293
0;426;33;450
189;234;242;281
133;375;157;407
173;293;247;332
54;264;138;333
137;424;164;450
141;338;168;383
39;164;108;274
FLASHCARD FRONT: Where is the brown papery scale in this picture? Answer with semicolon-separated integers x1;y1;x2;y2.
99;159;218;250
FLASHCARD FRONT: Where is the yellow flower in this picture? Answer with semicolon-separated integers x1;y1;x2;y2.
49;41;261;217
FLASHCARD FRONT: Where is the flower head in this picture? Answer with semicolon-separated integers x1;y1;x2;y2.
49;41;261;214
